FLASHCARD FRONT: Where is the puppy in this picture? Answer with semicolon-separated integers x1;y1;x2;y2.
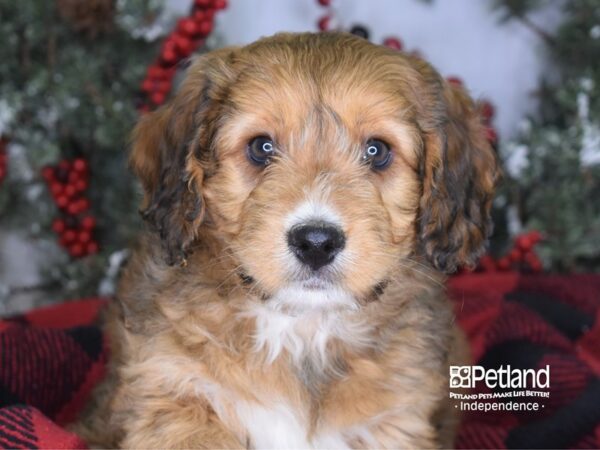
75;32;498;449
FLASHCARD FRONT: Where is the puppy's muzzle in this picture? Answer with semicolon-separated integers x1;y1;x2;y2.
287;221;345;271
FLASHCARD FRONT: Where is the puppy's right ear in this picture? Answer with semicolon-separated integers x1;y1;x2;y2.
417;76;500;273
129;49;237;265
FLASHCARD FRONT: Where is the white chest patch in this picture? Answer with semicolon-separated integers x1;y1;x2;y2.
228;303;375;449
245;290;370;367
235;401;349;450
235;401;309;449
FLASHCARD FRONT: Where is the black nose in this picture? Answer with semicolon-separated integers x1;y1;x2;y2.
287;222;346;271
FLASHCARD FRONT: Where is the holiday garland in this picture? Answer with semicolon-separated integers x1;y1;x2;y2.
35;0;227;263
0;0;229;303
138;0;227;112
42;159;98;258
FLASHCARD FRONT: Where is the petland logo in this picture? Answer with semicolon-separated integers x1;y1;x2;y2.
450;365;550;389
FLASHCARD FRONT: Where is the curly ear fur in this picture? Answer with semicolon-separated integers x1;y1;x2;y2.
418;77;501;273
129;49;237;265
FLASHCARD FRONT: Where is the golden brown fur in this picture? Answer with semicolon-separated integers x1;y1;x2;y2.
74;32;499;449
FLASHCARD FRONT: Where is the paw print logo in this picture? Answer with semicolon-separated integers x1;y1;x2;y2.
450;366;471;388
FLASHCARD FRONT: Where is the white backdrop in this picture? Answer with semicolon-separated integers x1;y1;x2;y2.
169;0;561;139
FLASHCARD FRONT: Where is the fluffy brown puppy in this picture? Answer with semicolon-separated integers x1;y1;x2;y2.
75;32;499;449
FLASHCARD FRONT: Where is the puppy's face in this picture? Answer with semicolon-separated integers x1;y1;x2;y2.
131;33;499;312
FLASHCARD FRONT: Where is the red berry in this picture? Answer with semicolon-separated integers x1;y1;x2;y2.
78;230;92;244
195;0;211;7
42;166;55;182
198;20;213;36
77;198;90;212
67;201;80;215
317;0;331;5
81;215;96;230
529;230;542;244
213;0;227;9
141;78;153;92
52;218;66;234
446;76;463;87
317;15;330;31
485;127;498;143
516;235;533;251
523;252;542;272
63;229;76;244
56;195;69;209
157;80;172;93
496;257;511;271
73;158;88;172
174;35;193;56
50;182;63;196
164;67;176;79
68;170;80;184
148;66;167;80
69;243;84;258
193;10;206;22
64;184;77;198
178;18;198;36
161;42;178;65
86;241;99;255
151;91;166;105
480;100;495;122
204;9;215;20
383;37;403;50
75;179;88;192
162;50;178;66
508;248;522;262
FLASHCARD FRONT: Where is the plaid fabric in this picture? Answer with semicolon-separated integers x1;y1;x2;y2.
0;276;598;449
449;274;600;449
0;405;86;450
0;299;107;449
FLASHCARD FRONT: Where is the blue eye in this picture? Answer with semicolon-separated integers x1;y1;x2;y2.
247;136;275;166
363;139;392;170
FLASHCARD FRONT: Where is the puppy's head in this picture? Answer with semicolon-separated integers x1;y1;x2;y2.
131;33;499;311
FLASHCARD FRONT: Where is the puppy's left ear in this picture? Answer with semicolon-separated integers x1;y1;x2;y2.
129;50;236;265
418;80;501;273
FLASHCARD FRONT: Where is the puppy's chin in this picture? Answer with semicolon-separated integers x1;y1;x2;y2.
266;280;358;316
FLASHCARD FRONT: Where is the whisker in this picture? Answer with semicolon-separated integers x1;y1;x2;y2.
214;264;245;291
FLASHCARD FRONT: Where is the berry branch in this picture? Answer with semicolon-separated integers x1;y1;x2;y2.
138;0;228;112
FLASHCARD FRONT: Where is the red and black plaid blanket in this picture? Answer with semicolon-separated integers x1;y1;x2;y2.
0;299;107;449
0;274;599;449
